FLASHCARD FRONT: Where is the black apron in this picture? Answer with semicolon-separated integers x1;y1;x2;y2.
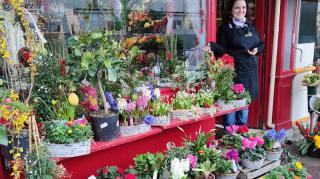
230;23;261;100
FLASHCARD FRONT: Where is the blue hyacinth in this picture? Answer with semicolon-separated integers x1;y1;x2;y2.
144;115;154;125
266;128;276;140
275;129;286;141
105;92;118;112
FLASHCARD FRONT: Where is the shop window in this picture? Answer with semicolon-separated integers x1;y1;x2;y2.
283;0;296;71
298;0;320;63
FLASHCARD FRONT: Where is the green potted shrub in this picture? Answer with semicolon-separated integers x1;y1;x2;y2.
171;91;195;121
215;158;239;179
134;152;165;179
67;31;122;141
193;160;216;179
150;99;172;125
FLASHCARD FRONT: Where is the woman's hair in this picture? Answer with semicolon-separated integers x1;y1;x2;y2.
222;0;252;24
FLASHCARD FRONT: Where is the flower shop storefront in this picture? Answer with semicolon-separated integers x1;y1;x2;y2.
0;0;316;179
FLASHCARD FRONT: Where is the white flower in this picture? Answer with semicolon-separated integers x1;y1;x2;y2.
88;175;96;179
272;141;281;149
117;98;127;112
170;158;189;179
154;88;161;99
231;160;238;173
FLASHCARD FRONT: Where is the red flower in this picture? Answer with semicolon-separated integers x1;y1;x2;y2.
59;59;67;76
102;168;108;175
238;125;249;134
117;167;124;174
125;173;136;179
289;167;294;172
166;52;173;60
317;121;320;128
66;121;73;127
220;54;234;67
203;103;211;108
22;51;31;62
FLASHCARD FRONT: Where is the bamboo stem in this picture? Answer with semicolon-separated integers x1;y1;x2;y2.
97;71;108;115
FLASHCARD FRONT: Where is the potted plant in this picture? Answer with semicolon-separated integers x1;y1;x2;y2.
240;136;266;169
150;99;172;125
215;157;239;179
134;152;165;179
219;125;248;152
263;128;286;161
296;121;320;158
96;165;138;179
193;160;216;179
302;73;320;95
195;89;216;116
0;89;31;178
171;91;195;121
170;158;190;179
67;31;122;141
264;160;312;179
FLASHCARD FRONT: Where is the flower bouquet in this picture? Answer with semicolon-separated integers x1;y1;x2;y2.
296;121;320;157
171;91;196;121
263;128;286;161
194;89;216;116
240;136;266;169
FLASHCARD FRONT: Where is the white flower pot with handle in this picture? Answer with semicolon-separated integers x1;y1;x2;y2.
266;148;283;161
241;157;265;170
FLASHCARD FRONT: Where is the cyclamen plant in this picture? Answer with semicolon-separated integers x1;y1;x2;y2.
240;136;266;161
263;128;286;151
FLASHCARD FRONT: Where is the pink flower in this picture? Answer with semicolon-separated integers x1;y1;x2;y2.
125;102;136;113
74;118;87;126
249;136;264;146
80;85;99;111
226;125;239;135
187;154;198;168
226;149;239;162
125;173;136;179
242;138;257;149
232;84;245;94
136;95;149;110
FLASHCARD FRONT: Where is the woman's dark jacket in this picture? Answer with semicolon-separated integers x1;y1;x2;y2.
210;22;264;100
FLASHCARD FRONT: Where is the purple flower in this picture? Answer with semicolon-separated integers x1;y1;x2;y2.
136;95;149;110
144;115;154;125
275;129;286;141
148;82;156;100
226;125;239;135
266;129;276;140
226;149;239;162
105;92;118;112
187;154;198;168
125;101;136;113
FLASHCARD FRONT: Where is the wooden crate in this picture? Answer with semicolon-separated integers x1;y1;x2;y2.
238;160;281;179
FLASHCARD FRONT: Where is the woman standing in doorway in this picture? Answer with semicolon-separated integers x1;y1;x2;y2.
210;0;264;126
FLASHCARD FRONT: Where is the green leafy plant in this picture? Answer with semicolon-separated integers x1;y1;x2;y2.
215;67;235;102
265;160;311;179
215;158;235;175
134;152;165;178
165;144;192;167
150;99;172;116
193;160;216;179
172;91;193;110
194;89;215;108
67;31;121;115
25;144;69;179
222;134;242;151
241;147;266;162
44;119;93;144
302;73;320;86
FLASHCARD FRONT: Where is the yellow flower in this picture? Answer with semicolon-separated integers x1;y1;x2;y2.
155;36;163;43
68;129;73;134
315;135;320;142
51;99;58;105
3;51;10;59
10;91;19;101
316;141;320;149
68;93;79;106
295;162;303;170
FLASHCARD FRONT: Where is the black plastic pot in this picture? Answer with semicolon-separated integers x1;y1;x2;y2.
307;144;320;158
1;133;29;160
90;111;119;142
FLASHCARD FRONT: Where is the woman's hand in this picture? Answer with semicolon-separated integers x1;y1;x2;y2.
248;48;258;55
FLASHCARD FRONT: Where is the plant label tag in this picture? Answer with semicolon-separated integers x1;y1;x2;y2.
100;122;108;129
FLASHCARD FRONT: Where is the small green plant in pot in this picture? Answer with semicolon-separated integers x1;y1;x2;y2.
171;91;195;121
150;99;172;125
215;150;239;179
67;31;122;141
134;152;165;178
195;89;216;116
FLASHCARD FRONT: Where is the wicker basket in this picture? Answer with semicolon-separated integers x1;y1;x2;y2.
215;171;239;179
152;116;170;126
120;123;151;137
200;107;216;116
170;109;196;121
266;148;283;161
46;140;91;158
241;157;265;170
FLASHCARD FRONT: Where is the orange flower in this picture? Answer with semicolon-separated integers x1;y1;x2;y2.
289;167;294;172
199;150;204;155
294;176;300;179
